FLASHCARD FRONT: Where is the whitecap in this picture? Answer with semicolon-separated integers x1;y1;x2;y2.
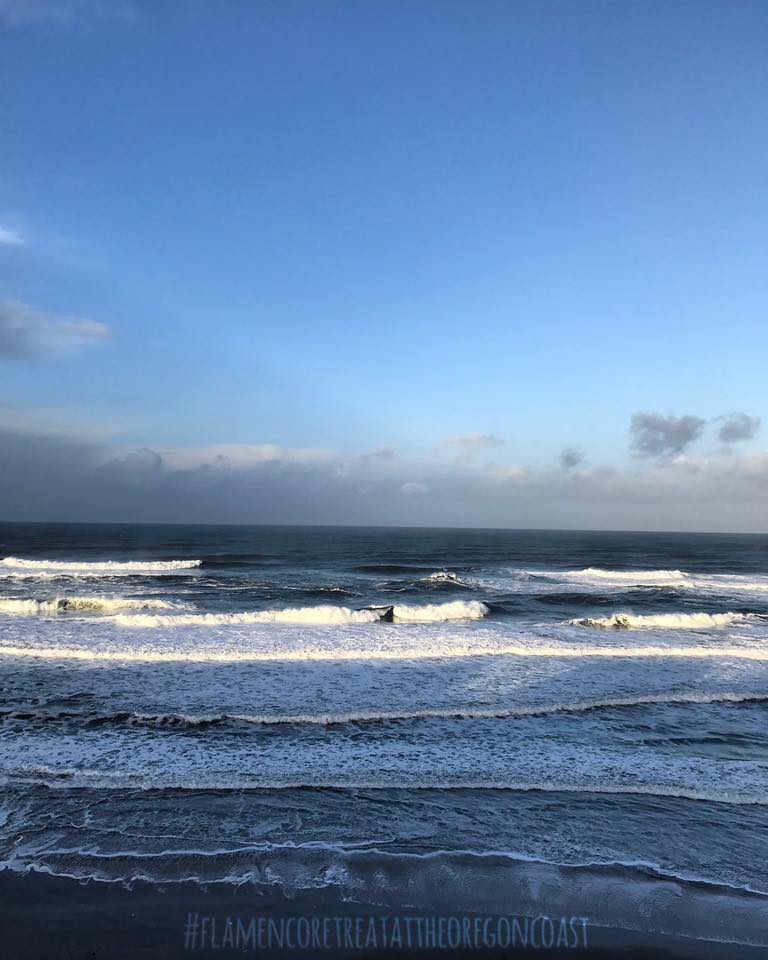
570;611;754;630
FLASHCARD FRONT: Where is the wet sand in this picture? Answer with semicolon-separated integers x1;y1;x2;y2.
1;872;766;960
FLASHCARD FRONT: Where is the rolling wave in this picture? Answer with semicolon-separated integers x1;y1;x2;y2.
571;611;756;630
114;605;383;627
0;596;180;616
567;568;690;582
110;599;489;627
4;754;765;804
418;571;472;587
0;556;202;575
390;600;488;621
3;690;766;729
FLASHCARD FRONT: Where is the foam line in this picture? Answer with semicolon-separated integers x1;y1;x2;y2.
0;557;201;575
571;611;754;630
2;642;767;663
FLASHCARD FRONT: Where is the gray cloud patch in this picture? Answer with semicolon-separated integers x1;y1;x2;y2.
717;413;761;444
630;412;706;458
560;447;585;471
0;301;110;358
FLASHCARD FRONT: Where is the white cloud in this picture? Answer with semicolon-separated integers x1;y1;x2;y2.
0;225;24;245
401;481;429;495
0;300;110;357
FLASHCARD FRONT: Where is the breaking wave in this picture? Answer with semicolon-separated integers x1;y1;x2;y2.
0;557;202;576
114;605;383;627
567;568;690;583
0;597;180;616
419;571;471;587
390;600;488;621
571;612;755;630
111;599;489;628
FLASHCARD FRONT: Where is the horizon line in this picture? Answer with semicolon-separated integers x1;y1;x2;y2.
0;519;766;538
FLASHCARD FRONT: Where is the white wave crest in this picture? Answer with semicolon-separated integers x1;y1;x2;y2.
569;568;689;583
114;605;382;627
112;599;489;628
701;575;768;594
2;641;767;664
0;557;202;576
391;600;488;622
121;690;768;726
0;597;179;616
570;611;753;630
421;571;470;586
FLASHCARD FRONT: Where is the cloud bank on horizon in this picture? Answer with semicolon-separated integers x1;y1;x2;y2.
0;400;764;532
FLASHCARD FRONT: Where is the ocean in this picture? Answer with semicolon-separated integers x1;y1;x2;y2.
1;522;768;953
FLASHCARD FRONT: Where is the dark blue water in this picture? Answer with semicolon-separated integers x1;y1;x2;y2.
1;523;767;946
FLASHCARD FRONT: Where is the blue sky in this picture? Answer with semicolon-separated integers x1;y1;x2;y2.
0;0;766;529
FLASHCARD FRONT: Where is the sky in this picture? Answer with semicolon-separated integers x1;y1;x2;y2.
0;0;767;531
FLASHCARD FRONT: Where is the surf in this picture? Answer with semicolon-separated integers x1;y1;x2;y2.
3;640;768;663
0;557;202;576
110;599;490;627
564;568;690;583
570;611;756;630
0;596;181;616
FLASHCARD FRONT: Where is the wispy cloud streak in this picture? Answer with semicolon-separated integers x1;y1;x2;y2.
0;301;110;357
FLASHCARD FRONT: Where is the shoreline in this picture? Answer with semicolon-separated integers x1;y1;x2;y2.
2;872;767;960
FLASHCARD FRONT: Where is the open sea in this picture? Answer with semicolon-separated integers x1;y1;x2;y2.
1;522;768;950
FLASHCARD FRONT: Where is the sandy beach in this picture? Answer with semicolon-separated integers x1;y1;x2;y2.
4;871;768;960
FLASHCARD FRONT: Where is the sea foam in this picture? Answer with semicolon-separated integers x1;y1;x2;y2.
570;611;754;630
3;640;767;663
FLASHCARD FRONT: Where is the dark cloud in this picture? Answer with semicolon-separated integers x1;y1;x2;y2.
717;413;761;444
560;447;585;471
630;412;706;458
0;301;110;358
